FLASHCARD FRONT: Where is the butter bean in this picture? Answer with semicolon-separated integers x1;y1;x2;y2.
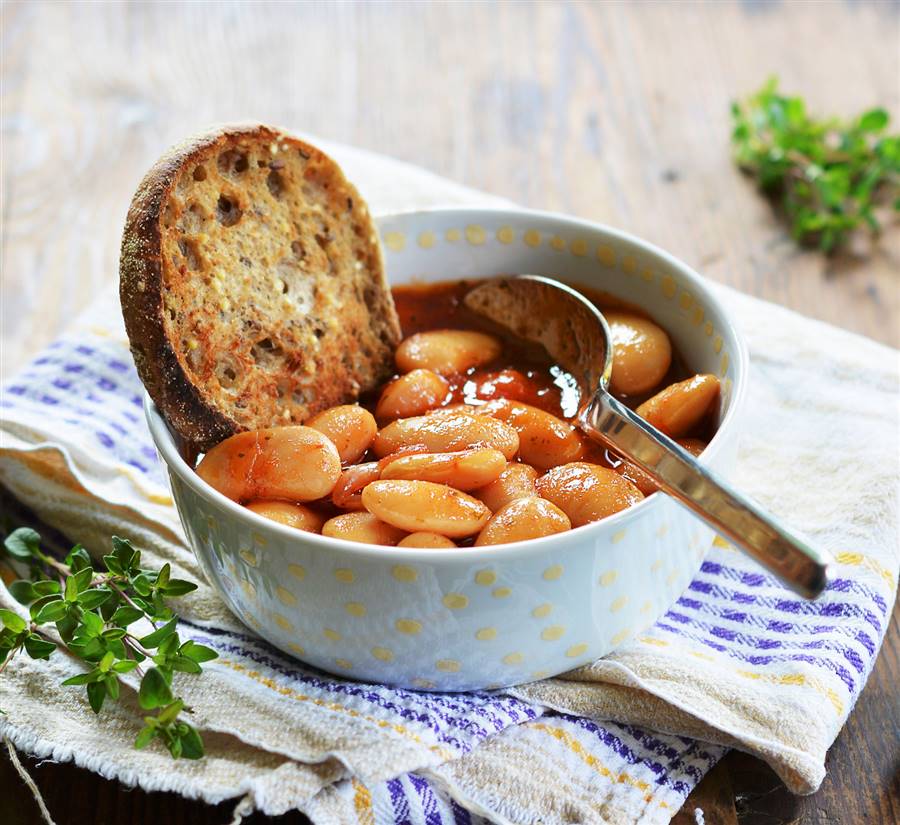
473;462;539;512
306;404;377;464
197;426;341;502
375;369;451;421
396;330;501;376
373;411;519;459
475;496;571;545
245;500;324;533
636;374;720;438
331;462;380;509
361;479;491;537
480;399;584;471
380;448;506;491
536;462;644;527
321;511;407;545
397;532;457;548
605;311;672;397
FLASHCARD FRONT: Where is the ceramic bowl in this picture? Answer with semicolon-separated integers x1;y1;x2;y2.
145;206;748;691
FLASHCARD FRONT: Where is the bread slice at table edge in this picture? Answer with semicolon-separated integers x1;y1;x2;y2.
119;123;400;453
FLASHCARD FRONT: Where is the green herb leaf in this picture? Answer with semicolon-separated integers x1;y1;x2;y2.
111;606;144;626
157;699;184;725
134;725;156;750
180;641;218;664
138;667;173;710
87;681;106;714
77;588;112;610
9;581;37;604
34;600;69;624
139;617;178;648
0;609;26;633
178;725;205;760
4;527;41;560
161;580;198;598
23;634;56;660
65;544;92;572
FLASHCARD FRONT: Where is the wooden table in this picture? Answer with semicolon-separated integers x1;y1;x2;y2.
1;1;897;823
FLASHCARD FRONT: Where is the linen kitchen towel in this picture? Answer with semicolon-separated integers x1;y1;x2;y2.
1;140;897;825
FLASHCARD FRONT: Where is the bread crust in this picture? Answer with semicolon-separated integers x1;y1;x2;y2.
120;124;400;451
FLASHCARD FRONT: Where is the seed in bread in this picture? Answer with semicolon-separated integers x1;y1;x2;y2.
120;123;400;451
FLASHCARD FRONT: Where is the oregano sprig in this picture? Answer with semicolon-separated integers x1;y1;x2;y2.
0;528;216;760
731;77;899;253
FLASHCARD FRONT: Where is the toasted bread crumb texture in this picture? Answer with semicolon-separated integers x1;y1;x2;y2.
121;125;400;449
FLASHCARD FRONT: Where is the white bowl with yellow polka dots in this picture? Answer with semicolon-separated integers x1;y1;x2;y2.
146;206;747;691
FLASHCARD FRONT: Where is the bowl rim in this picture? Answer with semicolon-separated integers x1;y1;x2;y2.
145;205;749;564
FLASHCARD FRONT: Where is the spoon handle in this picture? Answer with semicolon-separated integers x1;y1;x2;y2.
580;393;831;599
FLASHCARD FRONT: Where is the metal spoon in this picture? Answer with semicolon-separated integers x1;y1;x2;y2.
465;274;831;599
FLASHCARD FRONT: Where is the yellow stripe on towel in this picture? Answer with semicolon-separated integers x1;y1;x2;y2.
530;722;669;809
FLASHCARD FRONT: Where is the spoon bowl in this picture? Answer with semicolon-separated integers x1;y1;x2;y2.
466;275;831;599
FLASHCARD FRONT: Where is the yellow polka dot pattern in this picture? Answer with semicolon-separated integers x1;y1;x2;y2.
611;530;627;544
288;564;306;581
475;569;496;586
496;226;515;244
549;235;566;251
610;596;629;613
393;565;417;583
502;652;524;666
570;238;587;256
384;231;405;252
288;642;305;655
611;628;632;646
395;618;422;635
566;643;588;658
542;564;563;581
442;593;469;610
541;625;566;641
345;602;367;617
276;586;297;607
465;225;486;245
334;568;354;584
475;627;497;641
334;658;353;669
599;570;618;587
239;549;258;567
532;603;553;618
371;646;394;662
492;586;511;599
274;613;293;632
523;229;541;247
323;628;342;641
436;659;460;672
597;244;616;266
417;231;435;249
445;228;461;242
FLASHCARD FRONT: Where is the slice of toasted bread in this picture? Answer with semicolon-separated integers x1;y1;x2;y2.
120;124;400;451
